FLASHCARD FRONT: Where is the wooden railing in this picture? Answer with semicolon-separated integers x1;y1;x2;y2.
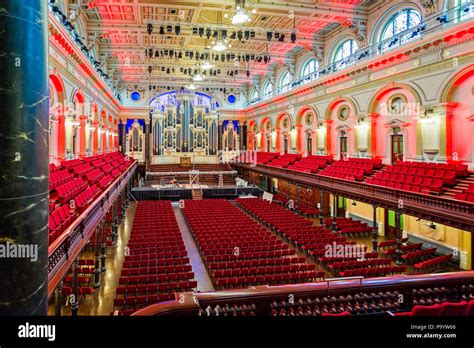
233;163;474;232
47;161;137;298
133;271;474;316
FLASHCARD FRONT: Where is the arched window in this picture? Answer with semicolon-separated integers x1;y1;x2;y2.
380;9;421;52
301;58;319;83
250;89;259;104
263;82;273;100
278;71;292;93
334;39;358;70
459;0;474;21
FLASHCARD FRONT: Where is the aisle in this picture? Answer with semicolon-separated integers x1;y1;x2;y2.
172;203;215;292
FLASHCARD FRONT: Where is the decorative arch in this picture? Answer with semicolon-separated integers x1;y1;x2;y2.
439;64;474;103
367;82;423;114
325;97;359;121
297;105;319;125
247;119;258;151
49;72;66;106
275;112;292;154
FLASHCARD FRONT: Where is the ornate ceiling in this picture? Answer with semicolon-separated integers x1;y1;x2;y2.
77;0;373;89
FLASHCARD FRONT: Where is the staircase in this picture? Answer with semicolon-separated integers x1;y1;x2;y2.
192;189;203;200
442;172;474;198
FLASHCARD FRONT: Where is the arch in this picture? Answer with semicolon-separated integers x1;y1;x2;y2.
276;112;292;129
259;116;272;132
439;64;474;103
325;97;359;121
367;82;423;114
73;90;85;104
49;72;66;105
296;105;319;125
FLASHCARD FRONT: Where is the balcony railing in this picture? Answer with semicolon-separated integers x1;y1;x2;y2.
47;161;137;298
233;163;474;232
132;271;474;316
250;3;473;106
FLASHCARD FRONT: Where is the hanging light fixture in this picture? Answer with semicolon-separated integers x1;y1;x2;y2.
212;39;227;52
193;69;204;81
232;0;251;25
201;60;214;70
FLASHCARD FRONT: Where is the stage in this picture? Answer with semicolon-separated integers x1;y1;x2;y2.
131;185;262;201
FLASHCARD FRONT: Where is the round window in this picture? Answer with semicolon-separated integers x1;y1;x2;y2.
337;105;350;121
227;94;236;104
131;91;141;102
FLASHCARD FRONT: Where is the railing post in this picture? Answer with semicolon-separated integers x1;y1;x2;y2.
111;200;118;246
94;225;101;289
319;190;324;225
101;220;107;272
54;281;63;316
372;205;378;252
332;193;338;232
395;209;404;265
71;258;79;316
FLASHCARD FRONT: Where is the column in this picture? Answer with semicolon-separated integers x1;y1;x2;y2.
111;201;118;246
319;191;324;225
295;184;299;209
275;127;281;153
71;258;79;316
121;119;127;154
102;123;107;153
332;194;338;232
54;282;63;317
395;210;404;265
93;121;99;155
101;220;107;272
58;113;66;160
93;226;101;289
372;205;378;252
0;0;49;315
79;115;87;158
296;124;303;154
242;122;247;151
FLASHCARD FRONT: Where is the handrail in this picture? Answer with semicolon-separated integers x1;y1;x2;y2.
47;161;137;298
133;270;474;316
250;3;473;105
147;171;237;176
233;163;474;232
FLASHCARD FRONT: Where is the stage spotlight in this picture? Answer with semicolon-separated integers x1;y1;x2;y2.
267;31;272;41
167;25;172;32
159;26;164;35
244;30;250;40
175;25;180;35
275;32;280;39
291;32;296;43
278;34;285;42
237;30;243;41
250;31;255;38
230;31;236;39
246;70;250;78
147;23;153;35
206;28;211;39
199;27;204;37
192;27;198;35
222;30;227;39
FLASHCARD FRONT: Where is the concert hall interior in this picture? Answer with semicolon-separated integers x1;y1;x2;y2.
1;0;474;319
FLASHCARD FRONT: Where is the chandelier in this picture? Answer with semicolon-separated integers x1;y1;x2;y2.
212;39;227;52
232;0;252;25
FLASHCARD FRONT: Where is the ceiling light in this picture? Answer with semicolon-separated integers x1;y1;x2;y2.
212;39;227;52
232;8;251;25
193;72;204;81
251;9;256;14
201;60;214;70
186;82;198;90
224;13;228;18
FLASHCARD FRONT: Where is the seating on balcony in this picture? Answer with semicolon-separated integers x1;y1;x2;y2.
318;158;379;181
286;155;333;174
48;152;133;246
266;154;301;168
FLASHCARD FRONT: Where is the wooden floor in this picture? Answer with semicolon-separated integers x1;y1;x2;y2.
48;199;459;316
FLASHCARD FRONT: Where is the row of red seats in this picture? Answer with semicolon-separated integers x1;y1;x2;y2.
286;155;333;173
401;247;437;262
339;265;407;277
213;264;319;278
182;199;312;290
414;254;452;270
454;183;474;202
395;300;474;316
48;205;76;245
383;166;457;185
50;169;73;191
367;172;449;194
215;271;324;288
328;258;392;271
208;257;302;270
394;160;468;177
74;185;100;212
378;238;409;249
266;154;301;168
318;165;366;181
